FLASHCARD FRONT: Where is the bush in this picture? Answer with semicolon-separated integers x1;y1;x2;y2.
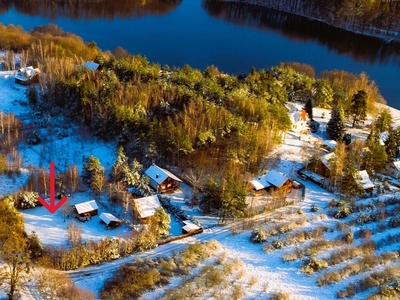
310;204;319;212
342;231;354;244
302;253;328;274
388;217;400;228
17;191;40;209
268;291;290;300
250;227;268;243
271;239;284;250
27;130;41;145
335;200;352;218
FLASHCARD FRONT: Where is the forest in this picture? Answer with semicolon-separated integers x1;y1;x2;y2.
207;0;400;39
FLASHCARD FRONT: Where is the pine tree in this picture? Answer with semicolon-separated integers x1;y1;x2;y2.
326;107;345;141
349;90;367;128
375;109;393;132
82;155;101;185
385;127;400;160
303;98;313;120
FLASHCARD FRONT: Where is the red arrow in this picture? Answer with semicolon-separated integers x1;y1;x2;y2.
37;161;68;214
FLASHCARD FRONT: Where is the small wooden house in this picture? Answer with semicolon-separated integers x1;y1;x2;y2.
356;170;374;194
382;160;400;179
99;212;122;229
133;195;161;219
15;66;40;85
249;170;293;195
73;200;98;222
321;140;337;152
144;164;182;193
182;220;201;234
314;152;335;178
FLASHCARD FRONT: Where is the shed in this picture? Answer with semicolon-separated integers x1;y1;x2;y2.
133;195;161;219
99;212;122;229
356;170;374;193
15;66;40;85
382;160;400;179
84;61;100;70
182;220;201;234
74;200;98;221
321;140;337;152
144;164;182;193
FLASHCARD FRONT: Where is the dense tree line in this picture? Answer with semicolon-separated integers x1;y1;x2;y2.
209;0;400;38
0;0;182;20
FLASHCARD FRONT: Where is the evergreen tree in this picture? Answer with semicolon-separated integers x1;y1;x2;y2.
349;90;367;128
385;127;400;160
326;107;346;141
82;155;102;185
303;98;313;120
151;207;171;238
219;173;248;223
199;177;222;214
375;109;393;132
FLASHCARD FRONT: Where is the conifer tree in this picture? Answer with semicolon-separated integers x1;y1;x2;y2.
303;98;313;120
349;90;367;128
326;107;345;141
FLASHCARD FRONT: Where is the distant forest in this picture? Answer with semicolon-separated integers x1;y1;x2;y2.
208;0;400;39
0;0;182;19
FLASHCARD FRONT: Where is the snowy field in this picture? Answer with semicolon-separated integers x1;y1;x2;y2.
1;72;400;299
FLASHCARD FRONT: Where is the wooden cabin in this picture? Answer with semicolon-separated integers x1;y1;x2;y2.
73;200;98;222
99;212;122;229
144;164;182;193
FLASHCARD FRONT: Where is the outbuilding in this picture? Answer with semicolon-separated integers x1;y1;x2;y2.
73;200;98;222
99;212;122;229
182;220;201;234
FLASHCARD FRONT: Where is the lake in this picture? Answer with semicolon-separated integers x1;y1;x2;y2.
0;0;399;109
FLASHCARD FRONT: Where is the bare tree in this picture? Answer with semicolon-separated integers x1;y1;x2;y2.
67;220;82;248
67;165;80;194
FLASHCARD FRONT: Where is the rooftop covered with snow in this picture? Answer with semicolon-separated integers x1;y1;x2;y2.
134;195;161;219
144;164;182;185
74;200;98;215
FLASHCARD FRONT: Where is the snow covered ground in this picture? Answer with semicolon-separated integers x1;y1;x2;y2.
1;72;400;299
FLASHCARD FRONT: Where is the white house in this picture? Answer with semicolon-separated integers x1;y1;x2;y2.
290;109;309;133
144;164;182;192
382;160;400;179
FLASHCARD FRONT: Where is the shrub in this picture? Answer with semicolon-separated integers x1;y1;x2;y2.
388;217;400;228
302;253;328;274
271;239;284;250
310;204;319;212
317;271;341;286
17;191;40;209
268;291;290;300
342;231;354;244
231;284;244;299
335;200;352;218
250;227;267;243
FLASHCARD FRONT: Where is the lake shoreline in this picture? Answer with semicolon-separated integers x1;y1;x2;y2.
222;0;400;43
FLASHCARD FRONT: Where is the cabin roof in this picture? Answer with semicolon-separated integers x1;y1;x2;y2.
144;164;182;185
74;200;98;215
99;212;121;225
356;170;374;190
134;195;161;218
250;169;290;190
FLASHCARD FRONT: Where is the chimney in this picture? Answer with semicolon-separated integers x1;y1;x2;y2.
156;174;159;178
